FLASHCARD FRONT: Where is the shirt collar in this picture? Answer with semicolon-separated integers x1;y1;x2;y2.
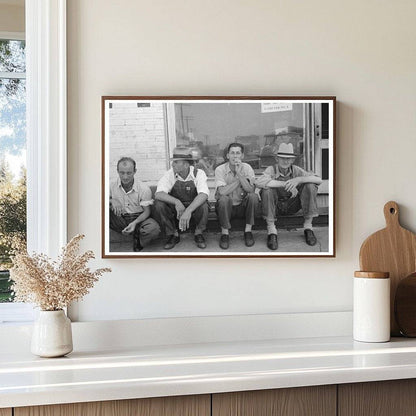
116;177;140;193
275;165;293;178
224;163;233;174
174;166;196;181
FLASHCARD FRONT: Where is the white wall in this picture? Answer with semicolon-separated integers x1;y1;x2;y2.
67;0;416;322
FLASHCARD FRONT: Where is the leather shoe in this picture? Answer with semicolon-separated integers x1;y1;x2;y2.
219;234;229;249
194;234;206;249
267;233;278;250
304;229;317;246
244;231;255;247
164;235;180;250
133;237;143;252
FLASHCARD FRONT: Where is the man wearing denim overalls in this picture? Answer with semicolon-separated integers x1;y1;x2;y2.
256;143;322;250
154;147;210;250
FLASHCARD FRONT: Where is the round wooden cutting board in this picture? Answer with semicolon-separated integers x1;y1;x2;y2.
359;201;416;336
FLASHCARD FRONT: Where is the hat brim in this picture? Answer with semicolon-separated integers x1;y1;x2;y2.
276;153;297;158
170;156;197;161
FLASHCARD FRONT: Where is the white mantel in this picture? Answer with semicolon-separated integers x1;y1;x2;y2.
2;331;416;409
1;313;416;409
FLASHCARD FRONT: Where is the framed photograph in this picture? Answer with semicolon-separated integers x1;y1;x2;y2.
102;96;336;258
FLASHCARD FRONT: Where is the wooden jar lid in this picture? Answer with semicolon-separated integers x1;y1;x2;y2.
354;271;390;279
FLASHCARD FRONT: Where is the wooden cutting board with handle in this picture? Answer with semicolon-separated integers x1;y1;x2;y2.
359;201;416;336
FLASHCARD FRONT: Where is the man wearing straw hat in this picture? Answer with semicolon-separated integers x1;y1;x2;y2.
256;143;322;250
154;146;209;250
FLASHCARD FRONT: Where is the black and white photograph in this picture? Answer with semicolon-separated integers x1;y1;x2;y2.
102;97;335;257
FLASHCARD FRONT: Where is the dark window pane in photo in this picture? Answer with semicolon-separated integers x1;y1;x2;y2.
322;148;329;180
321;103;329;140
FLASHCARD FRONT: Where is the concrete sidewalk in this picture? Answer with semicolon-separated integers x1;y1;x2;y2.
110;226;329;254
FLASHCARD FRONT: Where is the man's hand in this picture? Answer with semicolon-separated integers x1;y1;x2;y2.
284;177;301;194
235;161;243;176
289;187;298;197
179;209;192;231
175;200;186;219
111;199;124;216
122;221;137;235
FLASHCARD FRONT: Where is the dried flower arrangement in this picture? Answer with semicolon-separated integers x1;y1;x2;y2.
10;234;111;311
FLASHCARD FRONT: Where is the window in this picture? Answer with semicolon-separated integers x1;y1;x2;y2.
0;34;26;305
0;0;67;323
173;102;307;177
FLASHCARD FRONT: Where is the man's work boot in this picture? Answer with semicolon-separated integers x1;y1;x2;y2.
219;234;230;250
304;229;317;246
194;234;207;249
244;232;255;247
267;233;278;250
164;235;180;250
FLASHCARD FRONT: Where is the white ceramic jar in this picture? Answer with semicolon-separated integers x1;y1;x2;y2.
31;310;73;357
353;271;390;343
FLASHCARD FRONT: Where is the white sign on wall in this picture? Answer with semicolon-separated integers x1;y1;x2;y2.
261;103;293;113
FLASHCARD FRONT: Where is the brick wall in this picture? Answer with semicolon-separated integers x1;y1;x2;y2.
109;102;168;184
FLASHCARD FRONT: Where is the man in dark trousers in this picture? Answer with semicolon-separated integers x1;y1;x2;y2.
215;142;259;249
110;157;160;251
154;147;209;250
256;143;322;250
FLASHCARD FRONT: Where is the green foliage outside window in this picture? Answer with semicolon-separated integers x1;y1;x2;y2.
0;161;26;302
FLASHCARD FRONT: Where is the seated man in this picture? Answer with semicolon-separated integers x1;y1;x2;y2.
215;142;259;249
154;147;209;250
110;157;160;252
256;143;322;250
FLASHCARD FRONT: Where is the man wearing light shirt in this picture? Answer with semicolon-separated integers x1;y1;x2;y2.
110;157;160;252
154;147;209;250
215;143;259;249
256;143;322;250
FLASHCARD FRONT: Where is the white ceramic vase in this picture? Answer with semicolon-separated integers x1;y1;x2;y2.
31;310;73;357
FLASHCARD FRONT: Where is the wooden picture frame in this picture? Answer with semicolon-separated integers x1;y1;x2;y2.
102;96;336;258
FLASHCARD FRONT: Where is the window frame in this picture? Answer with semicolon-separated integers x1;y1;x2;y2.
0;0;67;323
